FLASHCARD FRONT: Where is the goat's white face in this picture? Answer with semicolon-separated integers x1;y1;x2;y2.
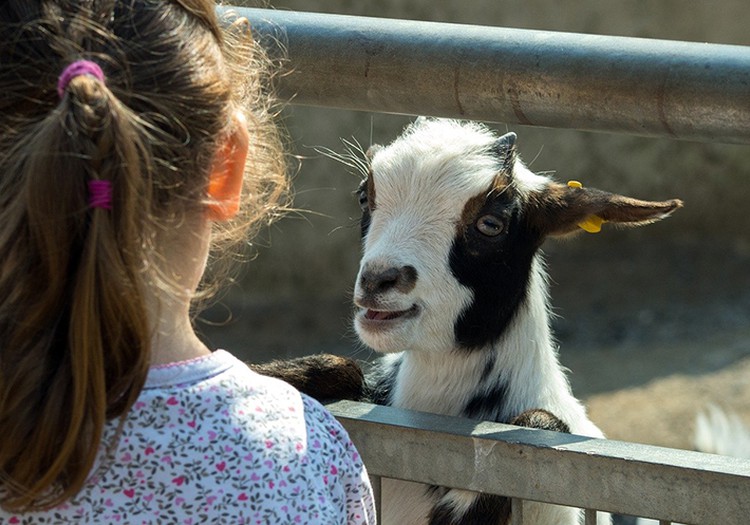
353;119;531;354
352;118;682;355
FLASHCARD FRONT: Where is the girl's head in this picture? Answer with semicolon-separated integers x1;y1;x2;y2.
0;0;287;511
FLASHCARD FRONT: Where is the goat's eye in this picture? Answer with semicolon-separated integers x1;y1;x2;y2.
476;214;505;237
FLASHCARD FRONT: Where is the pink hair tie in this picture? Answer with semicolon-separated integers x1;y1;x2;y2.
57;60;105;99
88;180;113;210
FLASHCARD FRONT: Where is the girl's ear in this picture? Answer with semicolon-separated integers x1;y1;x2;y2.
206;110;249;221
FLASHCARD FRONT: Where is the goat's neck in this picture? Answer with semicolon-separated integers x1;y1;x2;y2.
392;257;574;418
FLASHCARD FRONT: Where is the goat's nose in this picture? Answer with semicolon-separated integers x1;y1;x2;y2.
359;265;418;295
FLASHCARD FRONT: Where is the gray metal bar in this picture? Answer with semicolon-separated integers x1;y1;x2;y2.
223;7;750;144
326;400;750;525
584;509;598;525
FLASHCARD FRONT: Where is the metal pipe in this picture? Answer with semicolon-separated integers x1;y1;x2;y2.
222;7;750;144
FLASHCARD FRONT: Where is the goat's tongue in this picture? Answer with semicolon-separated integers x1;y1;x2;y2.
366;309;401;321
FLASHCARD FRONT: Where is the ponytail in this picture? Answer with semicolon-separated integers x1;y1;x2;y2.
0;65;152;510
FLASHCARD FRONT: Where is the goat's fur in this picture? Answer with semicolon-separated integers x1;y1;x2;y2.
258;118;682;525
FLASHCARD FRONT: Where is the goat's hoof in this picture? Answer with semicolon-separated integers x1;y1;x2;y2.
248;354;365;402
510;409;570;433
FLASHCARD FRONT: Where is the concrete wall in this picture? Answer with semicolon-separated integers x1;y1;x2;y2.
205;1;750;397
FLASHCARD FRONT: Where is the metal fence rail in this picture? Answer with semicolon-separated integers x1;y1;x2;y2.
225;6;750;144
327;400;750;524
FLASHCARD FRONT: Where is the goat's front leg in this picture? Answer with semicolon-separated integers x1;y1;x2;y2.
427;409;571;525
248;354;366;402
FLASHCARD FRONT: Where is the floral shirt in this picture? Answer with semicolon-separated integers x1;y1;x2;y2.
2;350;376;524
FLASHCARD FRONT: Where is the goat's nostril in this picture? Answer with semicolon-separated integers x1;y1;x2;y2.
360;265;418;295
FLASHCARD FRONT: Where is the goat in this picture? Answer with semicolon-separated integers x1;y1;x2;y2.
349;118;682;525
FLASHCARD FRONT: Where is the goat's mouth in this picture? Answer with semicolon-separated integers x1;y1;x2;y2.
357;304;420;327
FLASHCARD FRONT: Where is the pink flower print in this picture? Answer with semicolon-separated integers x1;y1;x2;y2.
295;442;304;452
105;499;114;508
206;495;217;505
144;493;154;503
250;473;260;482
166;397;179;406
216;461;226;472
123;488;135;498
184;519;194;525
243;452;254;461
238;492;249;501
135;401;146;410
224;445;233;452
294;516;302;523
330;464;338;475
208;430;217;440
161;455;173;464
264;439;274;449
144;446;155;455
175;497;185;507
172;475;186;486
187;420;196;428
120;452;132;463
9;517;20;524
268;480;275;489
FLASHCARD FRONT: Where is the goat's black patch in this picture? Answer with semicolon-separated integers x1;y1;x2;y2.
429;493;511;525
364;355;401;406
463;381;509;422
356;177;372;238
450;186;541;350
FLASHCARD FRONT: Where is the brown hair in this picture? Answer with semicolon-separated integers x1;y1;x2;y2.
0;0;288;511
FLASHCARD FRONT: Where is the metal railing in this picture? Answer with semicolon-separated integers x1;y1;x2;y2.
222;6;750;523
326;400;750;524
224;6;750;145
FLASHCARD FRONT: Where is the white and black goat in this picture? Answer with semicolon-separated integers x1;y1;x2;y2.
349;118;681;525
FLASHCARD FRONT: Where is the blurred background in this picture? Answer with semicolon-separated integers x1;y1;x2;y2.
204;1;750;451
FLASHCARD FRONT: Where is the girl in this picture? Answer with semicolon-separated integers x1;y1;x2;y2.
0;1;375;523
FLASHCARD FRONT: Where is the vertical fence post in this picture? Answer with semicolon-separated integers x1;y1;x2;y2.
369;475;382;519
511;498;524;525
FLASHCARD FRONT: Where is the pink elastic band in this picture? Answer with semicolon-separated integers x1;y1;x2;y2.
57;60;105;99
88;180;113;210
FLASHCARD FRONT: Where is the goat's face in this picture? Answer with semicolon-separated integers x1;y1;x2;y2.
353;118;682;354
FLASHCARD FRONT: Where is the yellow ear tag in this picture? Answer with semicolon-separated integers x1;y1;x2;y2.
578;215;604;233
567;180;604;233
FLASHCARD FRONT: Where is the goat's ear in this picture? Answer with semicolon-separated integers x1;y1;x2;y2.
493;132;517;171
529;181;683;236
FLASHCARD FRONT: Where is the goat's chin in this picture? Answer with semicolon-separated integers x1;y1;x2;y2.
354;315;417;354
